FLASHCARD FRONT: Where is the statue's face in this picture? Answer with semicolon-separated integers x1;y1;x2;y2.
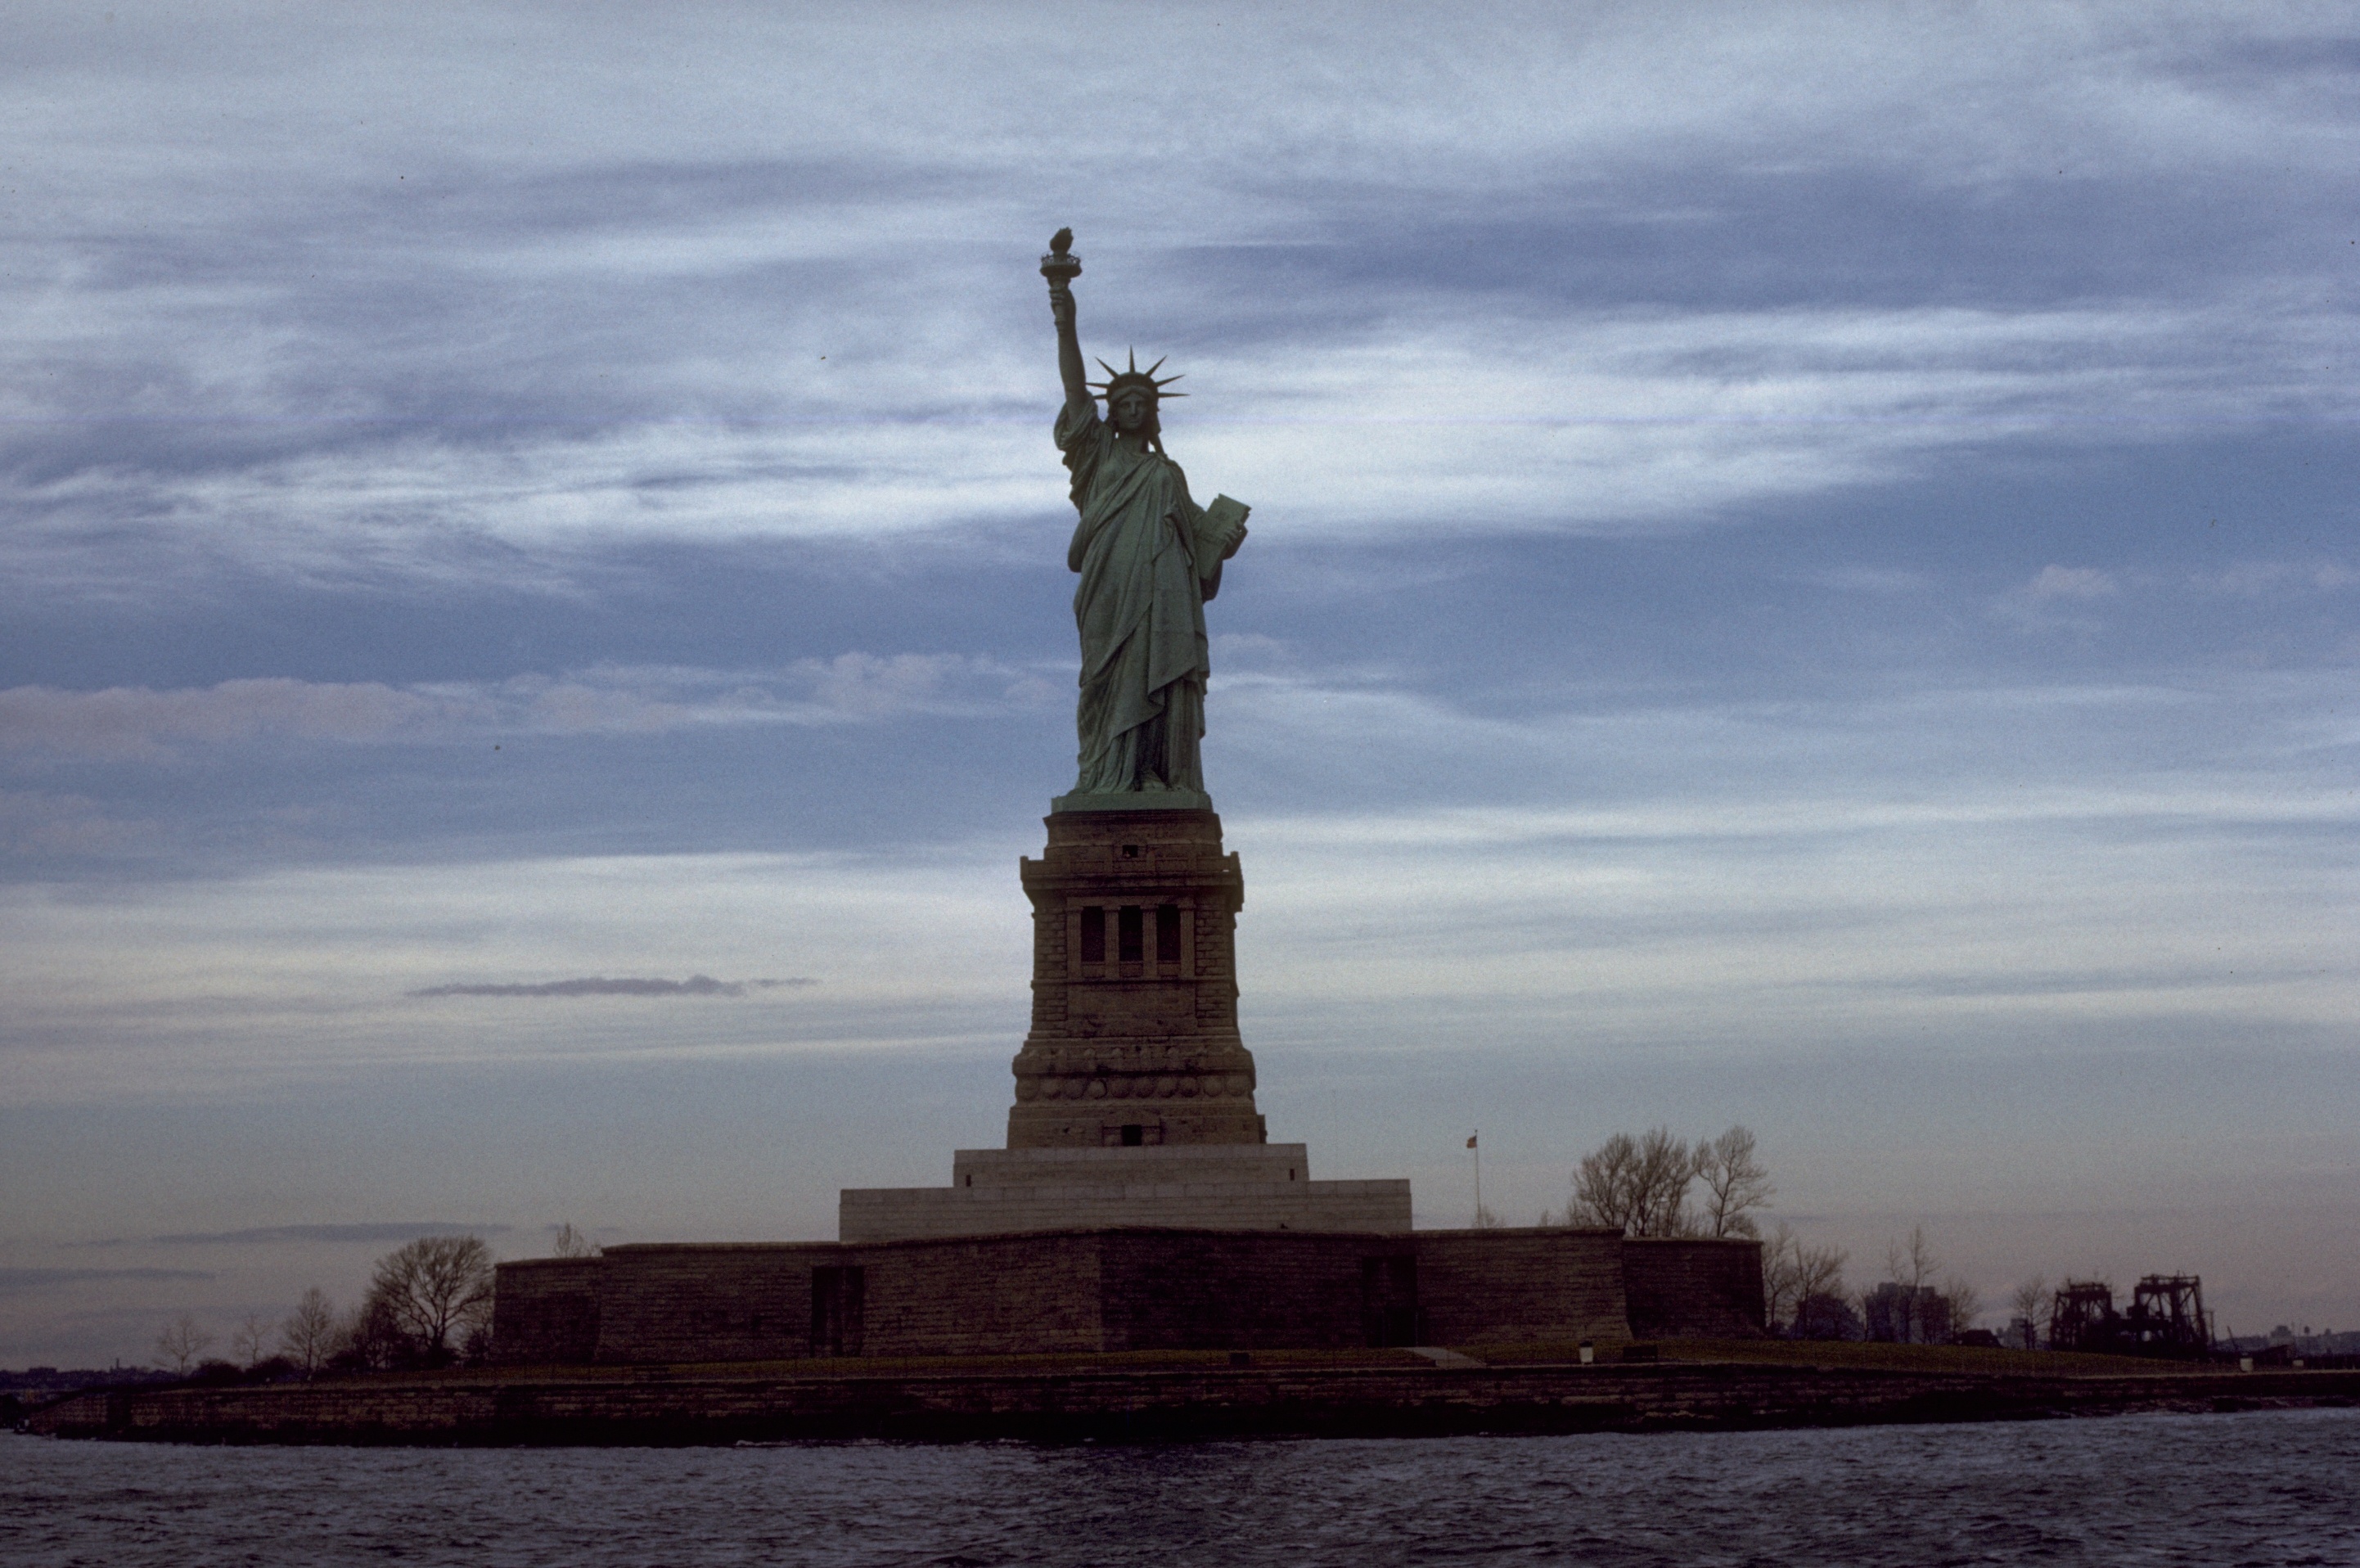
1110;389;1153;433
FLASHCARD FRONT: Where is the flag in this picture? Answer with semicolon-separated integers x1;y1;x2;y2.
1466;1134;1478;1149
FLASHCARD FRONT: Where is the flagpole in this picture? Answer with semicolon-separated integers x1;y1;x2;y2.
1471;1130;1481;1226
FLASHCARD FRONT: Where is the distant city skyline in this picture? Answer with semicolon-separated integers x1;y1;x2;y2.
3;2;2356;1365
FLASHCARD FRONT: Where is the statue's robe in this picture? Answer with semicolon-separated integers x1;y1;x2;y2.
1056;402;1242;795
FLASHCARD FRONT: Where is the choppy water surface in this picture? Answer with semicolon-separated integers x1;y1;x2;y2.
5;1408;2356;1566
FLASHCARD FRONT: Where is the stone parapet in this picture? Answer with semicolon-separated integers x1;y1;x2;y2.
951;1143;1313;1187
840;1178;1409;1243
1052;788;1214;813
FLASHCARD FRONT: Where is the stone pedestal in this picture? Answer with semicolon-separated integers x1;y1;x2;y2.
1007;808;1263;1147
835;801;1417;1244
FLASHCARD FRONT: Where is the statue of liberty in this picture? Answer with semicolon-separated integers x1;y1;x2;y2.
1042;230;1249;809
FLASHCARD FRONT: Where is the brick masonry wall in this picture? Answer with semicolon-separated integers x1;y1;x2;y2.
505;1228;1670;1360
498;1228;1761;1366
1100;1232;1410;1350
1415;1228;1632;1345
491;1259;603;1364
592;1246;817;1364
1621;1237;1768;1337
583;1237;1112;1363
853;1232;1106;1357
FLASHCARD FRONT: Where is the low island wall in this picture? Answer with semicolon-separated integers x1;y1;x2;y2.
494;1225;1710;1366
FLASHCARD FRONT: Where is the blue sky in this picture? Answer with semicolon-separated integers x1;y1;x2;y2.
3;3;2356;1363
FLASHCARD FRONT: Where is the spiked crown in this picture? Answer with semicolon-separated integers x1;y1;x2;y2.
1088;349;1186;406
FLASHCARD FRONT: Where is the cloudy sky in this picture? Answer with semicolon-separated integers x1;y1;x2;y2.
3;2;2355;1365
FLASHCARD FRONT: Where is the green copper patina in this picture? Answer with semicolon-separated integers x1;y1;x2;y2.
1043;229;1249;812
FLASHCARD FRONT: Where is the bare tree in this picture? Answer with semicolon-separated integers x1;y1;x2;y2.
155;1312;215;1375
1886;1225;1939;1295
2008;1276;2047;1349
231;1311;273;1368
280;1286;338;1377
1569;1133;1641;1232
1941;1273;1984;1337
1795;1239;1848;1303
368;1236;496;1363
1629;1128;1699;1237
550;1223;601;1259
331;1294;409;1372
1568;1127;1696;1237
1693;1125;1774;1238
1761;1222;1849;1331
1762;1222;1803;1327
1876;1225;1943;1344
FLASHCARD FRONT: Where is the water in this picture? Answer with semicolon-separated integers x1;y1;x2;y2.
4;1408;2355;1566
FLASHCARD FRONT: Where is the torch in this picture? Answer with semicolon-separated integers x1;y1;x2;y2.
1040;227;1081;290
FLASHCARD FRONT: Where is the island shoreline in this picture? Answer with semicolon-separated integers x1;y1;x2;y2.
25;1358;2357;1446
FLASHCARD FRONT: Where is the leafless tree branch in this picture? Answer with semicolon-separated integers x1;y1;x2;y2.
154;1312;214;1375
1694;1125;1774;1239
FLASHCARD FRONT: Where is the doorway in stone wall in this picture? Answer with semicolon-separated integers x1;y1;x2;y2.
810;1265;866;1357
1361;1255;1420;1347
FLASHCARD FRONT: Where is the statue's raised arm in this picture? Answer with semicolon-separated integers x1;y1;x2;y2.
1041;228;1092;421
1039;229;1249;812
